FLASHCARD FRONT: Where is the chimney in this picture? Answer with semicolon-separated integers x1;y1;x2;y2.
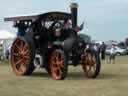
70;3;78;28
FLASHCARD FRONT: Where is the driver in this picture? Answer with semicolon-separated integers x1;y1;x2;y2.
54;23;62;37
49;21;63;42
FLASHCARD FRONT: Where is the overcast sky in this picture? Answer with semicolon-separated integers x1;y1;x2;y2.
0;0;128;41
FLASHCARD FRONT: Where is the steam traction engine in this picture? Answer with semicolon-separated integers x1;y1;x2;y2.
4;3;101;80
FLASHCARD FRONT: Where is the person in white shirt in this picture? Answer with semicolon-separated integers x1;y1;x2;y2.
93;44;98;51
109;44;116;64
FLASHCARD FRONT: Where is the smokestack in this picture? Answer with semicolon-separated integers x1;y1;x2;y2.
70;3;78;28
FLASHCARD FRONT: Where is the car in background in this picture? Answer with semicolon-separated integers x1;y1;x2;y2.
117;42;128;54
105;45;127;55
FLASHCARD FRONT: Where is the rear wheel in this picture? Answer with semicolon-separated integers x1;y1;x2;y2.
11;37;35;75
50;49;67;80
82;50;101;78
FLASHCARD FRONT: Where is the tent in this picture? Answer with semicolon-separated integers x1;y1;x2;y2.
0;30;15;56
0;30;15;40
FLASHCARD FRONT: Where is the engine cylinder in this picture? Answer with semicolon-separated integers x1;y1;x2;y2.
63;36;85;54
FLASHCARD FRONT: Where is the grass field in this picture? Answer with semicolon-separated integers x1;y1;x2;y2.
0;56;128;96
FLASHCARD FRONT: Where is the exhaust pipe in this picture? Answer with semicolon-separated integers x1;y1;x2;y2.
70;3;78;28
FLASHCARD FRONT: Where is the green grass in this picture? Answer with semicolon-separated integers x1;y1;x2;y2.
0;56;128;96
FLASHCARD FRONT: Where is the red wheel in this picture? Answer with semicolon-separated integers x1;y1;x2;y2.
11;37;35;75
50;49;67;80
82;50;101;78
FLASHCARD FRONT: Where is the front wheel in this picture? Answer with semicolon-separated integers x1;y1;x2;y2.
82;49;101;78
50;49;68;80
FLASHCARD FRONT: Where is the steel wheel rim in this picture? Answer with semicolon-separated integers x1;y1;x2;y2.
50;50;64;80
82;52;96;77
11;38;30;75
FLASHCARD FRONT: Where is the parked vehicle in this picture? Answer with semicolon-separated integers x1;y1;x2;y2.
117;42;128;54
105;45;127;55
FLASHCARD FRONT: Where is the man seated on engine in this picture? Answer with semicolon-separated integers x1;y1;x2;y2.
63;19;84;38
48;21;64;42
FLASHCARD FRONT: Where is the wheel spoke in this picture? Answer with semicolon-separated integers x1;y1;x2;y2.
19;62;26;73
53;66;58;72
56;52;59;58
57;66;63;75
92;56;96;64
20;41;24;49
23;50;29;55
92;64;96;72
51;58;56;64
22;58;26;65
13;53;20;57
86;65;92;76
86;65;90;71
24;55;30;59
86;53;96;66
15;59;22;65
53;60;64;76
55;56;59;62
22;43;28;53
57;61;64;68
55;52;59;62
15;44;21;52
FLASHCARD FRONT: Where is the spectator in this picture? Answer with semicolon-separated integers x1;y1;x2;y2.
5;49;10;60
109;44;116;64
100;42;106;60
93;44;101;54
93;44;98;51
0;44;4;64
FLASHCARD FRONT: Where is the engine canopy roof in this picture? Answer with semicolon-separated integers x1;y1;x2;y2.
4;12;71;22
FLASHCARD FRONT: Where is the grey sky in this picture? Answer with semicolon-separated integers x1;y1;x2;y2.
0;0;128;41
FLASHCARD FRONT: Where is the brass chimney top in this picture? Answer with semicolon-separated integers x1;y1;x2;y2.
70;3;78;8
